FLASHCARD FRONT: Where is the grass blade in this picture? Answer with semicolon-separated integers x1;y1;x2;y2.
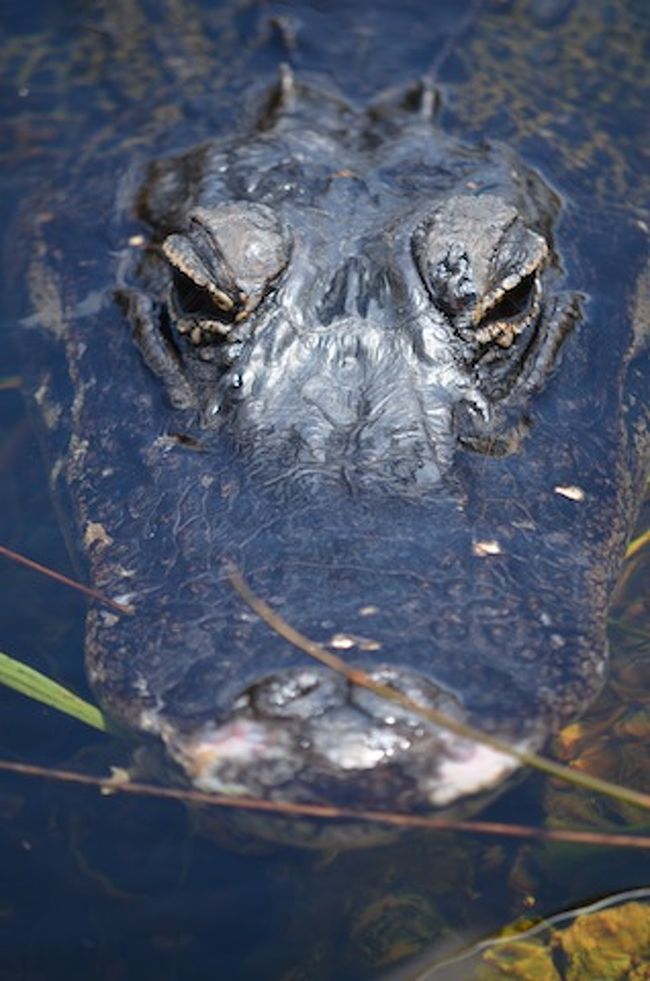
0;650;109;733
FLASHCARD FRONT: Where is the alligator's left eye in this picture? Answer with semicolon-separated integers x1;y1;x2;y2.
473;269;542;349
413;193;548;351
162;202;291;345
481;271;536;323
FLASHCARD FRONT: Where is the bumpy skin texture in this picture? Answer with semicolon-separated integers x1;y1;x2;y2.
25;67;648;838
129;80;568;485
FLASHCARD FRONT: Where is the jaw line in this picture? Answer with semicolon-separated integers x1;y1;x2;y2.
153;711;541;812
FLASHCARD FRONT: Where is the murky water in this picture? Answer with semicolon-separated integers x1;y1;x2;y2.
1;1;648;978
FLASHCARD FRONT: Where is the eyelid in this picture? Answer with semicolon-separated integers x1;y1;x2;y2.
473;239;548;326
474;272;542;348
478;270;538;324
172;269;235;317
187;203;291;294
161;202;292;347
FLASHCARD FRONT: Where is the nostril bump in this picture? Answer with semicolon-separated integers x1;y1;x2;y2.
250;668;347;720
349;667;463;725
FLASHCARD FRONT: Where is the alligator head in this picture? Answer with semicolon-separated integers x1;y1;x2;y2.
77;72;644;844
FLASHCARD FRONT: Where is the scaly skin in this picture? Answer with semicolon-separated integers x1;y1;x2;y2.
16;2;648;845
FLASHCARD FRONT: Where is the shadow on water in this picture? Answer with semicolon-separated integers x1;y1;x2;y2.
1;0;649;978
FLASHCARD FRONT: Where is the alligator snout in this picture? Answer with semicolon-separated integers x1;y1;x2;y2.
164;666;539;813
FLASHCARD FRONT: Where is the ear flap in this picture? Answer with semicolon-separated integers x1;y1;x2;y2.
367;78;441;127
255;64;356;133
257;63;298;120
252;69;440;137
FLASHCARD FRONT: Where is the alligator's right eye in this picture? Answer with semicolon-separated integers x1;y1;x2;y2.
162;202;291;345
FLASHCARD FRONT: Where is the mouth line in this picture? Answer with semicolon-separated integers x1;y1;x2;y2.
169;717;535;811
142;666;544;812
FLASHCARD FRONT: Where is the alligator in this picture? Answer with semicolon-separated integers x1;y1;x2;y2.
18;2;649;845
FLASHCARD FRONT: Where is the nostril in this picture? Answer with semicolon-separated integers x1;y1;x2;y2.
242;665;463;729
249;668;347;720
349;667;464;725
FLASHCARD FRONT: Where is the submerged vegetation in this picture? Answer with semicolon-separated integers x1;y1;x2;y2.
428;893;650;980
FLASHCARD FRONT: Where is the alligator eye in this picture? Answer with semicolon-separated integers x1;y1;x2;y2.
172;269;235;323
480;272;536;324
162;201;291;345
474;271;541;348
413;194;549;350
167;268;240;346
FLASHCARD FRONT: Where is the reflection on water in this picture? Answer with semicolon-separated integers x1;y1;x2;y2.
1;0;648;977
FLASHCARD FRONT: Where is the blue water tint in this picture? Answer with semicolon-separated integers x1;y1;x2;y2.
1;0;648;978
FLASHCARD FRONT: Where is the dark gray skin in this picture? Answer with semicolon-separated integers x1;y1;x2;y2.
23;55;648;843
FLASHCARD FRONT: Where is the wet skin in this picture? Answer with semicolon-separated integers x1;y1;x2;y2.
25;71;649;843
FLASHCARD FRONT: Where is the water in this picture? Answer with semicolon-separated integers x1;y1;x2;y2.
1;1;649;978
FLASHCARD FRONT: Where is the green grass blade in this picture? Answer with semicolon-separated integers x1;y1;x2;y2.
0;650;109;733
